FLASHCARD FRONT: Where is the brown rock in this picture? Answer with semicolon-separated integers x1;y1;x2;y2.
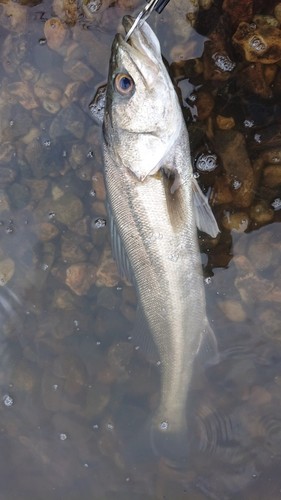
216;115;235;130
222;0;253;26
61;234;88;264
222;211;250;232
218;299;246;322
195;90;215;121
63;59;94;82
120;301;136;323
53;0;78;24
52;289;77;310
250;201;274;224
214;130;255;207
96;246;120;287
44;17;66;51
237;63;273;99
0;258;15;286
7;82;38;109
65;263;96;295
212;176;233;205
248;230;274;271
263;164;281;187
275;3;281;24
91;200;107;217
0;190;10;213
0;2;27;33
24;179;49;201
34;222;59;242
234;255;281;303
233;22;281;64
261;148;281;164
35;193;84;227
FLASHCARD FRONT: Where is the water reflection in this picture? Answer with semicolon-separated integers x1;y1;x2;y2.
0;0;281;498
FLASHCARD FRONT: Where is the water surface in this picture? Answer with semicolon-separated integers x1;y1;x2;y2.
0;0;281;498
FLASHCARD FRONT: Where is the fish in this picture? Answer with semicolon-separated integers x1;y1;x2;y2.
102;15;219;463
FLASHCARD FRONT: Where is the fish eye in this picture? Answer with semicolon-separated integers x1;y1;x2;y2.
114;73;135;95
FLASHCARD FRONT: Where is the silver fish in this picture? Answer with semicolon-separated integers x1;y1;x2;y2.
102;16;219;461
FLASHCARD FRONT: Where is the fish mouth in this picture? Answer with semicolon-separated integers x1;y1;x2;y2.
117;15;161;58
122;15;134;36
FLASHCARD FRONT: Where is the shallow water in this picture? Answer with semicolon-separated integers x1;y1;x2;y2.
0;0;281;498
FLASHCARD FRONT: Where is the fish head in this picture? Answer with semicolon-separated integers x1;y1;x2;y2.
103;16;183;181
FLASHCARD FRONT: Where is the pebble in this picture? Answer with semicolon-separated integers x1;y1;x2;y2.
96;246;120;287
218;299;247;322
250;201;274;224
65;263;97;295
216;115;235;130
44;18;67;51
35;193;84;226
222;212;249;232
263;165;281;187
0;257;15;285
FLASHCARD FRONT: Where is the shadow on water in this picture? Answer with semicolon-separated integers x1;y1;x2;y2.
0;0;281;498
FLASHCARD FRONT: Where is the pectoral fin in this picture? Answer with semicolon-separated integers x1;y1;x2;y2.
108;204;133;284
192;178;219;238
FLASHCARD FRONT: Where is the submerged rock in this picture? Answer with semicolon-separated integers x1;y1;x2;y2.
233;21;281;63
214;130;255;207
65;263;97;295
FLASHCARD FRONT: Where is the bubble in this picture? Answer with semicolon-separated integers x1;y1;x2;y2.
231;179;242;190
87;150;94;159
196;153;218;172
38;38;47;45
244;119;254;128
168;253;179;262
193;171;200;179
88;0;102;12
204;277;212;285
93;424;99;430
42;138;51;148
52;384;58;391
59;433;67;441
92;218;106;229
107;423;114;431
160;421;169;431
249;36;266;52
271;198;281;210
212;53;236;72
254;134;262;143
2;394;14;407
41;263;49;271
6;220;14;234
89;189;96;198
146;231;163;244
83;463;89;468
48;212;56;220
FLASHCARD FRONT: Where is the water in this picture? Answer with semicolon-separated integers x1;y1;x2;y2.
0;0;281;498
